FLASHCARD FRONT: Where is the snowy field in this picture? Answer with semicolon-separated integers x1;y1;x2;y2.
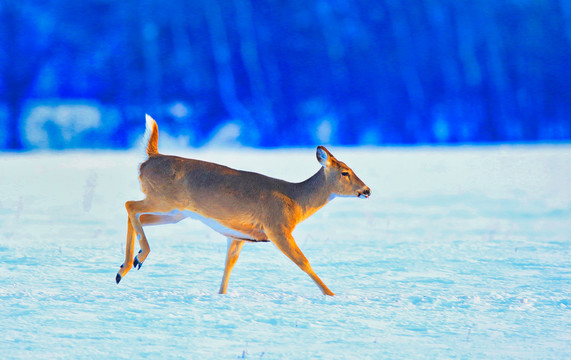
0;145;570;359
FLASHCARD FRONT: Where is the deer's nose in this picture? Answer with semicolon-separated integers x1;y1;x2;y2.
363;188;371;197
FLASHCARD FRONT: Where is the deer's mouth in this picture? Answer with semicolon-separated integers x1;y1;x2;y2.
357;188;371;199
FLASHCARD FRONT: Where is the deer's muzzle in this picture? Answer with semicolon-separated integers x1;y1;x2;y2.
358;188;371;199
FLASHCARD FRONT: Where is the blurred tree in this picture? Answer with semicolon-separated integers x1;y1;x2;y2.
0;0;57;149
1;0;570;149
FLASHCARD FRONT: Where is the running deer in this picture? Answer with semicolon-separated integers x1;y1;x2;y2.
116;115;371;296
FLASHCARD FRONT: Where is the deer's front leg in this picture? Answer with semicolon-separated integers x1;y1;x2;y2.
219;238;245;294
268;231;335;296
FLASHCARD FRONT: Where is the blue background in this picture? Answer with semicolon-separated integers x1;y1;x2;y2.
1;0;570;149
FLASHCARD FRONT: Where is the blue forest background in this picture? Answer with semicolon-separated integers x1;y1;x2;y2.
1;0;570;150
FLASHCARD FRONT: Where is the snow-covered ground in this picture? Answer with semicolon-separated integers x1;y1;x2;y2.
0;145;569;359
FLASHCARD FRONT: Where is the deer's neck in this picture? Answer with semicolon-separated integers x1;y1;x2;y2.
292;167;334;222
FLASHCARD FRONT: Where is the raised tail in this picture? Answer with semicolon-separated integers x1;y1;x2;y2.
145;114;159;157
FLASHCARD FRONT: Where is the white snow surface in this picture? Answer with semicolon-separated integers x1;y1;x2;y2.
0;145;569;359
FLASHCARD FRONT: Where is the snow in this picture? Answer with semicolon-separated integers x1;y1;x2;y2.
0;145;569;359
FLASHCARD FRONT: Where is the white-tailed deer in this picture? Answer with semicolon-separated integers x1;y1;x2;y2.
116;115;371;296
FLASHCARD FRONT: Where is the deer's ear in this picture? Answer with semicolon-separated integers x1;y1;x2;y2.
316;146;333;167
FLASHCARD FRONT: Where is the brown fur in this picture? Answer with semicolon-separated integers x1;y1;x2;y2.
116;116;371;296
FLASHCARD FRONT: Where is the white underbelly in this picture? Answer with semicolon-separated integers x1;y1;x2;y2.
141;209;257;241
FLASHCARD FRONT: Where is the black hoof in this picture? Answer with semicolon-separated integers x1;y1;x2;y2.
116;273;122;284
133;257;141;270
134;250;143;270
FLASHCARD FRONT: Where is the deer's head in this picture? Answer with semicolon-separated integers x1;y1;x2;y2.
316;146;371;199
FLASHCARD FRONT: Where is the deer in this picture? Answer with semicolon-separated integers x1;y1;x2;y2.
116;115;371;296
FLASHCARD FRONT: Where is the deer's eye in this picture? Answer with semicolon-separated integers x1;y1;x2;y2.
341;171;350;177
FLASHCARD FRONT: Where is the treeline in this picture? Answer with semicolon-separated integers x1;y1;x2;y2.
1;0;570;149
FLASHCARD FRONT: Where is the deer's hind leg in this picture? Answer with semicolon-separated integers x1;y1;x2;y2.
116;199;180;284
132;212;186;270
116;218;136;283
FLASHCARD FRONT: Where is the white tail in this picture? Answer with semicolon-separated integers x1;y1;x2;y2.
144;114;159;156
116;115;371;296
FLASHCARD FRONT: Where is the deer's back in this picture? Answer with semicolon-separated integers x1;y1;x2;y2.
139;154;299;226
